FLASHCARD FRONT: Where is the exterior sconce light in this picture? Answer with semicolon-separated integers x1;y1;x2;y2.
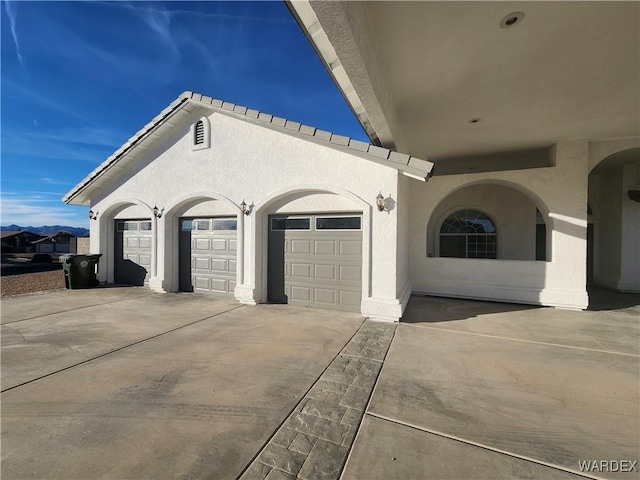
240;199;251;216
88;209;98;221
153;205;162;218
376;192;385;212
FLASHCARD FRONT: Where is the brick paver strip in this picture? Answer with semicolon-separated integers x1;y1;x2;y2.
238;320;396;480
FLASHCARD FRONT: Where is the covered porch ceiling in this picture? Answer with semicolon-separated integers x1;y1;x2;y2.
288;1;639;172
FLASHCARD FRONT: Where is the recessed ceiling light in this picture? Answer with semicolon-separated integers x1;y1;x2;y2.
468;118;481;124
500;11;525;28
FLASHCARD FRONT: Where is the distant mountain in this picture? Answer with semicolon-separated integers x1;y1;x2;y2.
1;225;90;237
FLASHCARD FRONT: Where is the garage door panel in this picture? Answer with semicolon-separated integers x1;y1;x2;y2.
195;257;210;270
291;263;311;278
210;278;228;293
195;239;210;250
314;288;336;305
340;290;361;307
211;259;227;272
139;237;151;249
139;255;151;268
315;264;336;280
314;240;336;255
291;240;311;254
212;239;228;251
126;237;139;248
229;260;237;273
340;265;361;282
194;277;210;290
291;285;311;302
339;240;361;256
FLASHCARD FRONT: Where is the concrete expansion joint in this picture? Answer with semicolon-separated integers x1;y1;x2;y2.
1;303;246;394
404;323;640;358
0;291;156;326
366;413;607;480
239;320;396;480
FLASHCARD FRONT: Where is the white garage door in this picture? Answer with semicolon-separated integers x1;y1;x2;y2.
114;219;152;286
179;218;237;294
268;214;362;312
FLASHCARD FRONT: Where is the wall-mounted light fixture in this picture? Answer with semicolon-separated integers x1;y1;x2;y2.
153;205;162;218
240;199;251;216
88;209;98;221
376;192;385;212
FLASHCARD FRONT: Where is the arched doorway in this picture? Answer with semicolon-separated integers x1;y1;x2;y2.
588;147;640;292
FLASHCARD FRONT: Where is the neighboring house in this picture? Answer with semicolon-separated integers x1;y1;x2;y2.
64;2;638;319
1;231;44;253
32;232;75;254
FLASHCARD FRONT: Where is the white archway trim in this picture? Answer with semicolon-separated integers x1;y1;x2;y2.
251;183;373;313
164;191;241;215
254;183;369;212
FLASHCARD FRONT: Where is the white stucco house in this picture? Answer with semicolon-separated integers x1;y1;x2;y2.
64;1;639;320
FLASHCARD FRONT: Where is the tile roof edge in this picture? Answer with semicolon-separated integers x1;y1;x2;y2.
63;91;433;204
187;92;433;178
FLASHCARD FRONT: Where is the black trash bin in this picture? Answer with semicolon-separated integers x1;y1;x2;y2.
60;254;102;289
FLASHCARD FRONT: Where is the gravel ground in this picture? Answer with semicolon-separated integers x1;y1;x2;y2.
1;270;65;297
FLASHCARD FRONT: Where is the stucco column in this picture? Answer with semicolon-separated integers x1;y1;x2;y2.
148;213;165;292
544;141;590;308
234;209;257;305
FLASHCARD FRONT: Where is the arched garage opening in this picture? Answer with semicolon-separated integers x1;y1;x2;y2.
99;200;153;285
163;194;241;294
254;188;370;312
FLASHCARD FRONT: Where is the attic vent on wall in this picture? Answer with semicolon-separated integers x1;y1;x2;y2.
194;121;204;145
191;117;210;151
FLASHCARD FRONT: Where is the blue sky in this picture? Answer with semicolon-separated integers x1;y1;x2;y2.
1;0;366;228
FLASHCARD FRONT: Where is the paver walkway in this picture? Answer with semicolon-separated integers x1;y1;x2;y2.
239;320;396;480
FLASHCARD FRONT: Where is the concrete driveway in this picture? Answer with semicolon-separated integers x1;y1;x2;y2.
1;288;638;480
1;288;363;479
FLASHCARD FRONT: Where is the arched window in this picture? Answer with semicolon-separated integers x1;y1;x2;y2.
440;209;497;259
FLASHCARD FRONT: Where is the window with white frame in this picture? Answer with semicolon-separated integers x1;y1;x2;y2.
439;209;497;259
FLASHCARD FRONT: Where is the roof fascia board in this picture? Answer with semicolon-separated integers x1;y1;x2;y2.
285;0;395;149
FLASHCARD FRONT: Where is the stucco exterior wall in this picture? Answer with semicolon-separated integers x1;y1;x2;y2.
88;107;409;320
113;204;151;219
408;141;590;309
